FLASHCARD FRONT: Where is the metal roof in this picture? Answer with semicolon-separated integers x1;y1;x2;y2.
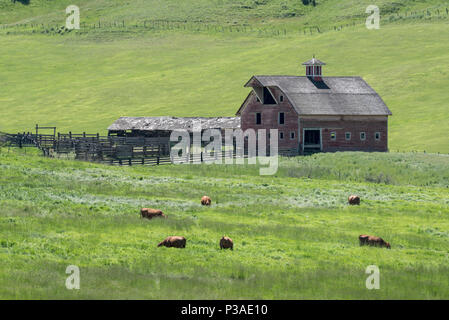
108;116;241;131
241;76;392;116
302;58;326;66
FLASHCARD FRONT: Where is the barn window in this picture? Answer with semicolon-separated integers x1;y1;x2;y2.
278;112;285;125
330;131;336;141
307;66;312;76
279;132;284;140
345;132;351;140
360;132;366;141
280;95;284;102
290;131;295;140
256;113;262;125
256;96;260;102
375;132;381;141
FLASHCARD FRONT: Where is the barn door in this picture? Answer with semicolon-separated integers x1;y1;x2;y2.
303;128;322;152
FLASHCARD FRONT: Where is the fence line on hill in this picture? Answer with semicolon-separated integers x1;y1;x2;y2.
1;7;448;37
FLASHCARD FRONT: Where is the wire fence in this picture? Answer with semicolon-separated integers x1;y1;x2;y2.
1;7;448;38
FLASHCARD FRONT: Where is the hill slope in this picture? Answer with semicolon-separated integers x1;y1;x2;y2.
1;0;448;27
0;0;448;152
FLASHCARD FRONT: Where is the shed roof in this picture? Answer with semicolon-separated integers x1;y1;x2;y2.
240;76;392;116
108;116;241;132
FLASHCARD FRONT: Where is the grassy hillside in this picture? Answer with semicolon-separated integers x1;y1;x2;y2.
0;1;448;152
1;0;448;27
1;23;449;152
1;149;448;299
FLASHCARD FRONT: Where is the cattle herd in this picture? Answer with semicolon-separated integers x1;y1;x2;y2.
140;194;390;250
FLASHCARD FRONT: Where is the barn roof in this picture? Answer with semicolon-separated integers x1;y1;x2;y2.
240;76;392;116
108;116;241;132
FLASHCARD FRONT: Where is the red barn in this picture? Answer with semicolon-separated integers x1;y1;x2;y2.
236;57;392;155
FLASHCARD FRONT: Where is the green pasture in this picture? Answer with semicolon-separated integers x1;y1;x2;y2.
1;149;448;299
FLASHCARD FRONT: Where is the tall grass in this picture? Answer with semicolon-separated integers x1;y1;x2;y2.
1;150;448;299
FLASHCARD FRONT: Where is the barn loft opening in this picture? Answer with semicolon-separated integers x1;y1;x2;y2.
263;87;276;104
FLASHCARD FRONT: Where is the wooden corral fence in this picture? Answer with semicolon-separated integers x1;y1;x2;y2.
1;127;247;166
61;133;172;163
3;131;56;155
0;131;10;145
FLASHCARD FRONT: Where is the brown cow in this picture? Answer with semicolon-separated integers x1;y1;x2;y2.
157;236;186;248
220;236;233;250
359;235;391;249
201;196;212;206
348;195;361;205
140;208;166;220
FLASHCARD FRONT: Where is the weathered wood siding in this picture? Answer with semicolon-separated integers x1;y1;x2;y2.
240;88;299;153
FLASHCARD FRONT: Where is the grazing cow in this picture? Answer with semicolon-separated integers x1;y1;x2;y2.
201;196;212;206
140;208;166;220
157;236;186;248
348;195;361;205
220;236;233;250
359;235;391;249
